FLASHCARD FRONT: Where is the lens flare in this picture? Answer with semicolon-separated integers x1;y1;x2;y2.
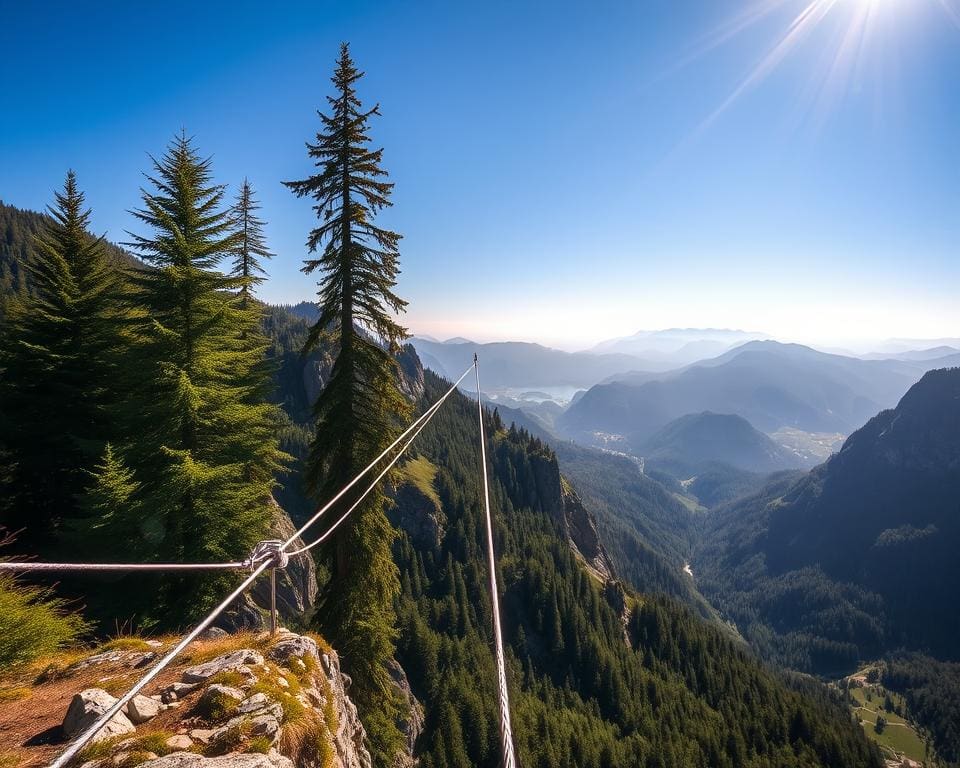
692;0;958;131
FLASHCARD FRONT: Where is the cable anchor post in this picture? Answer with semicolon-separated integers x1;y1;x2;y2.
245;540;289;635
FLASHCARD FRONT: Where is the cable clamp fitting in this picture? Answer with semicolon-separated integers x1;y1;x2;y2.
245;540;289;570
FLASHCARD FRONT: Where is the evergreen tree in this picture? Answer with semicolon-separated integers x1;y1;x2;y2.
0;172;125;546
229;179;273;305
285;42;409;759
122;134;286;623
73;444;145;555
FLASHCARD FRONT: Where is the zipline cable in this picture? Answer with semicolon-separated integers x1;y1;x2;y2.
287;375;450;557
474;354;519;768
0;561;251;573
279;363;474;552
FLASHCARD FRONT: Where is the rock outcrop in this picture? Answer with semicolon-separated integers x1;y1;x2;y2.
66;632;371;768
390;481;444;549
397;345;425;401
388;661;424;768
559;479;614;582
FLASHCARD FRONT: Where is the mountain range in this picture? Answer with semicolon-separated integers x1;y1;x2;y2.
589;327;768;365
558;340;960;448
409;336;649;392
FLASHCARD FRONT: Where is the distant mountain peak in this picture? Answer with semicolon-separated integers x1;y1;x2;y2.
642;410;802;474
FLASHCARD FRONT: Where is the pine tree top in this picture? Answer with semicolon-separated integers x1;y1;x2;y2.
126;132;238;270
284;42;407;354
229;178;273;296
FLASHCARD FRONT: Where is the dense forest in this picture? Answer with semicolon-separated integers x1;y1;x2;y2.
0;200;137;319
883;655;960;764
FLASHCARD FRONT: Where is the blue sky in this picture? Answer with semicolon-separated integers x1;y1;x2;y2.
1;0;958;349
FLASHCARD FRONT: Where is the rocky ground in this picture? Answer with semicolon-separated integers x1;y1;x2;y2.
0;630;371;768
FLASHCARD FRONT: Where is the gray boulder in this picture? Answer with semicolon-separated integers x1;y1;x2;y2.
63;688;135;741
267;634;318;665
125;694;162;724
181;650;264;684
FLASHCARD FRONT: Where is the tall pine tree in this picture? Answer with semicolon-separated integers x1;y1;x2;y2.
285;43;409;758
121;135;286;623
229;179;273;306
0;172;126;547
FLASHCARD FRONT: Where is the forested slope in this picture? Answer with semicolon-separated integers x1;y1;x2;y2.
1;199;137;315
696;368;960;675
386;369;881;768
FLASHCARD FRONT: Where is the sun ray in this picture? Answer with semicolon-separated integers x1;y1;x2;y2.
695;0;841;134
934;0;960;28
811;0;876;124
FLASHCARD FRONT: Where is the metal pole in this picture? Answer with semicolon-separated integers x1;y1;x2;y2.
270;568;277;635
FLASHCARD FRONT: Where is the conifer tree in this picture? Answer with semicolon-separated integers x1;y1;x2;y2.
75;444;144;552
0;172;125;546
229;179;273;306
123;135;286;622
285;43;409;757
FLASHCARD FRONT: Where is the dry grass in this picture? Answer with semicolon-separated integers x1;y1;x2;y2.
179;632;270;666
306;632;332;656
0;686;30;703
23;647;89;685
97;637;155;653
114;750;157;768
279;714;333;768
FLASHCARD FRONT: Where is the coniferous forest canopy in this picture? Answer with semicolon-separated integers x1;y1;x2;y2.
0;38;956;768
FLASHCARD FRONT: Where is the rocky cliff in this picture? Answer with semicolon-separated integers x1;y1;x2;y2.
526;451;615;581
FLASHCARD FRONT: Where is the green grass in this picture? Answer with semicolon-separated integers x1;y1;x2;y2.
849;683;928;762
197;688;240;722
400;456;441;507
126;732;177;756
245;737;272;754
207;670;249;688
0;574;88;670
